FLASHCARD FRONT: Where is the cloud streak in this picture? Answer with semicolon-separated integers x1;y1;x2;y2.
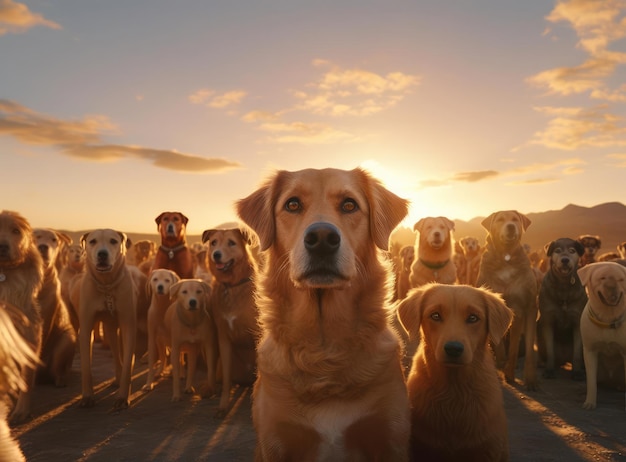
0;0;61;35
0;99;241;173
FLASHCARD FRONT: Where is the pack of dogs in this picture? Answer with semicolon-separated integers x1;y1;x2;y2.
1;167;625;460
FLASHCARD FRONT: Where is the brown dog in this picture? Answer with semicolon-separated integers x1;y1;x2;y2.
577;234;602;268
202;227;259;417
538;238;586;380
458;236;482;286
143;268;180;391
236;167;410;461
152;212;194;279
397;284;513;461
0;210;44;423
396;245;415;300
476;210;539;390
409;216;457;288
59;243;85;332
578;262;626;409
78;229;137;410
133;239;157;277
0;301;41;460
32;228;76;387
164;279;216;402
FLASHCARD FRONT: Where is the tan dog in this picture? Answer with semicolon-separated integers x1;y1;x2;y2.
78;229;137;410
577;234;602;268
164;279;215;402
396;245;415;300
133;240;157;276
143;268;180;391
59;243;85;332
578;262;626;409
202;227;259;417
476;210;538;390
397;284;513;461
409;216;457;288
0;301;41;461
458;236;482;286
0;210;44;423
236;167;410;461
32;228;76;388
152;212;194;279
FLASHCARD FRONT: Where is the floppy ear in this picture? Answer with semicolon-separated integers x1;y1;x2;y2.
516;211;531;232
80;232;90;249
170;281;183;299
145;274;153;297
155;213;166;229
236;173;283;251
482;288;513;344
573;240;585;256
480;213;496;232
180;213;189;226
356;168;408;250
57;231;73;246
544;240;556;256
413;218;425;233
577;264;595;287
118;232;129;252
396;287;426;344
201;229;217;244
443;217;455;232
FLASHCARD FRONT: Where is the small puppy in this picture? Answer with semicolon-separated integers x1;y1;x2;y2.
578;262;626;409
152;212;194;279
396;245;415;300
0;301;41;461
577;234;602;268
78;229;137;410
164;279;216;402
476;210;538;390
32;228;76;387
202;227;259;417
0;210;44;423
538;238;586;380
397;284;513;461
143;268;180;391
409;216;457;288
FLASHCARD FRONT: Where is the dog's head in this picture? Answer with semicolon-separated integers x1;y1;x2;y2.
66;244;86;271
236;168;409;290
81;229;129;273
399;245;415;272
413;217;455;250
481;210;531;250
134;240;156;262
545;238;584;278
201;227;255;280
170;279;211;312
460;236;480;256
32;228;72;269
155;212;188;243
577;235;602;259
578;262;626;310
147;268;180;297
0;210;39;268
397;284;513;366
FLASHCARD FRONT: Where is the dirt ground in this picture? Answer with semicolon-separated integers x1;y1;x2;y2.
12;343;626;461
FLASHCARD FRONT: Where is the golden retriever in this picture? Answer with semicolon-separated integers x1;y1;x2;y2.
0;210;44;423
164;279;216;402
152;212;194;279
202;227;259;417
78;229;138;410
397;283;513;461
578;262;626;409
32;228;76;387
236;167;410;461
409;217;457;288
0;301;41;461
458;236;482;286
59;243;85;332
133;239;157;277
143;268;180;391
396;245;415;300
476;210;539;390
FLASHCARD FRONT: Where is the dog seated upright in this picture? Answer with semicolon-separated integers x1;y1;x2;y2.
152;212;194;279
577;234;601;268
409;216;457;288
397;283;513;461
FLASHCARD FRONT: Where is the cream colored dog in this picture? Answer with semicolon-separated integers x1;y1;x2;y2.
143;268;180;391
164;279;216;402
578;262;626;410
78;229;137;410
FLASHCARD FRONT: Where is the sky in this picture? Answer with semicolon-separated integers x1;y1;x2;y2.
1;0;625;236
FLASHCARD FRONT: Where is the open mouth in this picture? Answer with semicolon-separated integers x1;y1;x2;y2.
598;290;624;307
214;259;234;272
555;265;573;276
96;263;113;272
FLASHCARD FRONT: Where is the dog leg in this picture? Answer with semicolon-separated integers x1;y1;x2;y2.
103;320;122;388
143;317;158;391
78;315;96;408
582;347;598;409
503;314;524;385
113;321;136;410
571;328;585;381
9;368;35;423
184;348;198;395
216;335;232;418
171;342;182;402
542;320;556;379
522;305;539;390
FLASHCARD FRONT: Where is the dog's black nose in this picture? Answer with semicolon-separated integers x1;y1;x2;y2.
97;250;108;260
444;341;464;358
0;244;8;257
188;299;197;310
213;250;222;262
304;223;341;255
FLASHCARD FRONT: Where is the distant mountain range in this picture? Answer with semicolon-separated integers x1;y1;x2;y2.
62;203;626;260
391;202;626;255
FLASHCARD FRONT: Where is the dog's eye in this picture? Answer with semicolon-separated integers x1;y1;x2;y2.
110;239;118;245
285;197;302;213
341;199;358;213
88;239;97;246
228;239;236;247
430;312;441;321
11;227;21;235
567;247;577;254
466;314;480;324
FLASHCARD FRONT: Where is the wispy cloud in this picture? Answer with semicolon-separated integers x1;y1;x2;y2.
188;88;247;109
256;121;359;144
0;99;241;173
0;0;61;35
607;152;626;166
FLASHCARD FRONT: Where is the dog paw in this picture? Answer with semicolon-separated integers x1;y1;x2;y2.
142;383;154;392
184;386;195;395
111;398;129;411
78;396;96;408
582;401;596;410
542;369;556;379
9;409;32;424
